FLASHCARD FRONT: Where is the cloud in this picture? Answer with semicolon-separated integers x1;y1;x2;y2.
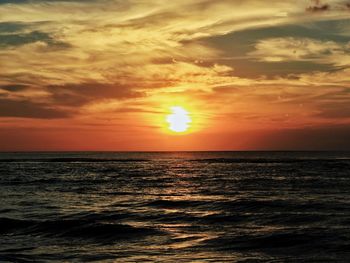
316;103;350;118
305;0;350;12
249;37;350;66
256;124;350;150
0;0;31;4
0;0;94;4
0;30;70;48
47;82;146;107
298;68;350;85
0;22;28;33
0;98;70;119
306;0;330;12
0;0;347;89
0;84;29;92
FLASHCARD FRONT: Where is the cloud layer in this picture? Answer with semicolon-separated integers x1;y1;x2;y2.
0;0;350;149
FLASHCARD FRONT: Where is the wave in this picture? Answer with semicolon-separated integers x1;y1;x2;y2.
143;198;350;218
146;199;208;208
0;217;160;242
190;158;350;164
0;158;149;163
199;228;350;255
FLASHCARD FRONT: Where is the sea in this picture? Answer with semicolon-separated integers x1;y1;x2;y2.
0;151;350;262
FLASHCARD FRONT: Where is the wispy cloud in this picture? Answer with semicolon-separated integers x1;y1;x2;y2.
249;37;350;66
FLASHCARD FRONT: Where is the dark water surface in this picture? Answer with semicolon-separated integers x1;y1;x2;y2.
1;151;350;262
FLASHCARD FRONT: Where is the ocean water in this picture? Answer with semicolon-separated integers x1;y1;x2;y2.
0;151;350;262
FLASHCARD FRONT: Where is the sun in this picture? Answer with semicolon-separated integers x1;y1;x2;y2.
166;106;192;133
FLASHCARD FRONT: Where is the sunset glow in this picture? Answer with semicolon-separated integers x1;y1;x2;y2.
0;0;350;151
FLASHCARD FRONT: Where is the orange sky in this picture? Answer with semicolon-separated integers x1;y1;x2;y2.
0;0;350;151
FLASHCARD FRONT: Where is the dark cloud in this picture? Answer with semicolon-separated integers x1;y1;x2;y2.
260;124;350;150
0;81;148;117
0;0;95;3
198;20;350;79
48;82;146;106
0;98;70;119
0;0;30;3
315;102;350;119
0;84;29;92
306;0;330;12
205;124;350;151
0;22;28;33
316;109;350;118
112;107;162;114
0;30;70;48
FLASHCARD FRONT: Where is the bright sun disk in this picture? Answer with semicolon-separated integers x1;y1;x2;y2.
166;106;191;133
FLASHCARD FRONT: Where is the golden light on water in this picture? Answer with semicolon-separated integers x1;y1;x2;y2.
166;106;192;133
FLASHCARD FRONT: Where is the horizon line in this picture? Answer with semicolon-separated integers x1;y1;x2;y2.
1;150;350;153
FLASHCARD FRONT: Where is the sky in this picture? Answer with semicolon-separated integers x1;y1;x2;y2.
0;0;350;151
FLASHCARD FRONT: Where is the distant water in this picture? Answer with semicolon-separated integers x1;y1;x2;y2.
1;151;350;262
